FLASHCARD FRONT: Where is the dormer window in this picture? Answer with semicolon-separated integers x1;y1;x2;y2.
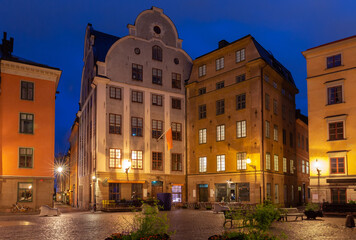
152;45;162;61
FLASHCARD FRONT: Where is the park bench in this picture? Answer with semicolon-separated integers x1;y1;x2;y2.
213;203;229;213
279;208;304;221
222;209;253;228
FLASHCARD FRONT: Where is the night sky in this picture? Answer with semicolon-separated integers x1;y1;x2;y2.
1;0;355;154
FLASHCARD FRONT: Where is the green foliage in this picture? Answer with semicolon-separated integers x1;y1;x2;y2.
305;203;320;211
209;231;278;240
251;200;281;232
348;200;356;205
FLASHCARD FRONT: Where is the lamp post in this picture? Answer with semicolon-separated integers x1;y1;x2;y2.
56;166;64;203
123;160;131;181
92;175;96;212
247;158;259;203
315;160;321;203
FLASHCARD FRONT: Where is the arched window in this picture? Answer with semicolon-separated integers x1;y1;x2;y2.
152;45;162;61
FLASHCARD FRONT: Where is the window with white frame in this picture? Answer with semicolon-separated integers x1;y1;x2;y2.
306;161;309;174
237;152;247;170
216;125;225;141
131;150;143;169
199;157;207;172
274;125;278;141
109;148;121;169
236;120;246;138
273;99;278;115
302;160;305;173
216;57;224;70
266;153;271;170
290;160;294;174
265;121;270;138
274;155;279;171
217;155;225;171
327;85;343;105
328;121;344;140
283;157;287;173
236;49;245;63
198;65;206;77
199;129;207;144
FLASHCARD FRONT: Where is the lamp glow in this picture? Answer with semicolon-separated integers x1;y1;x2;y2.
246;158;251;164
315;160;320;170
57;166;63;173
92;175;96;180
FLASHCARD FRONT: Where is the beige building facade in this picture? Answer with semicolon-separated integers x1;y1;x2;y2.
186;36;299;206
303;36;356;203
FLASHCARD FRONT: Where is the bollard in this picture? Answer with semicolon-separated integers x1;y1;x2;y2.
345;214;355;228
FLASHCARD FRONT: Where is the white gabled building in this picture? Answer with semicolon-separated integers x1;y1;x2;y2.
77;7;192;209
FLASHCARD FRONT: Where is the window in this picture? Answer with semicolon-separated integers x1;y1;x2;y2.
172;73;181;89
109;183;120;202
236;120;246;138
266;183;271;198
327;85;343;105
274;155;279;171
198;65;206;77
21;81;34;100
330;157;345;174
331;188;346;204
306;161;309;174
291;185;294;201
132;90;143;103
199;129;207;144
199;87;206;95
152;94;162;106
216;81;224;89
265;121;270;138
290;160;294;174
283;129;286;145
283;157;287;173
216;99;225;115
152;45;162;61
109;87;121;100
290;132;293;147
236;74;246;83
266;153;271;170
152;68;162;85
152;120;163;139
109;114;121;134
237;152;247;170
18;183;33;202
327;54;341;69
132;64;143;81
275;184;279;203
273;99;278;115
131;150;143;169
20;113;34;134
302;160;305;173
236;49;245;62
19;148;33;168
172;122;182;141
172;98;181;109
329;121;344;140
199;157;207;172
172;153;182;171
273;81;277;89
217;155;225;171
131;117;143;137
172;185;182;202
236;93;246;110
132;183;143;199
109;148;121;169
198;104;207;119
273;125;278;141
216;125;225;141
265;93;270;110
152;152;163;170
216;57;224;70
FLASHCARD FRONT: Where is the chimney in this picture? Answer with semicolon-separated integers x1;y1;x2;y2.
218;40;229;49
1;32;14;57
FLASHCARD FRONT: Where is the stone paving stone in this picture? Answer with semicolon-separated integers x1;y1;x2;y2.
0;209;354;240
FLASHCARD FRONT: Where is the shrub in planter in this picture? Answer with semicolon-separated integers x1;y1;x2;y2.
252;200;281;232
208;231;278;240
206;205;212;210
304;203;322;220
182;204;188;209
194;203;200;209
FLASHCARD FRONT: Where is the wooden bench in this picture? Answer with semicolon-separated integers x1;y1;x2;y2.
279;208;304;221
222;209;253;228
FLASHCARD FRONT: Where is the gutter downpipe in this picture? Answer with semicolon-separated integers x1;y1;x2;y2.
261;63;268;203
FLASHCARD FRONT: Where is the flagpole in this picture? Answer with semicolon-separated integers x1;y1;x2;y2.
156;127;171;141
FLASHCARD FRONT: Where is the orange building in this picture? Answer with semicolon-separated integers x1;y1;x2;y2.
0;33;61;211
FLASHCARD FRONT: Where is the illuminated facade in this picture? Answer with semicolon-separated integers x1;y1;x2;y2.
303;35;356;203
0;33;61;211
77;7;192;209
186;36;299;205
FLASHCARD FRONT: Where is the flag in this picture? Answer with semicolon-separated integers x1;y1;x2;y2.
166;127;173;150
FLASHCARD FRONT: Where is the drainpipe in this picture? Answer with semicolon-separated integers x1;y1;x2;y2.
261;63;267;203
185;84;188;203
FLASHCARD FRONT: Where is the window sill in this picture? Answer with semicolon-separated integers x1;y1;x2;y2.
327;138;347;142
326;102;345;106
325;64;344;70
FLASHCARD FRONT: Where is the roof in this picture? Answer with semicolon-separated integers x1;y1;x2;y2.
305;35;356;52
90;28;120;62
0;52;60;70
296;109;308;125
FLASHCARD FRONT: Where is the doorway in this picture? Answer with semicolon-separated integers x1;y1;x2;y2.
198;184;208;202
151;181;163;198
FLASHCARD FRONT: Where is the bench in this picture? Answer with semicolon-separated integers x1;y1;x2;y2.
39;205;60;216
213;203;229;213
279;208;304;221
222;209;253;228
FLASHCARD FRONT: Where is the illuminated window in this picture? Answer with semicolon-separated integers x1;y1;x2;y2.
274;125;278;141
274;155;279;171
18;182;33;202
216;57;224;70
172;185;182;203
266;153;271;170
131;150;143;169
237;152;247;170
236;49;245;63
216;125;225;141
198;65;206;77
132;90;143;103
109;148;121;169
199;129;207;144
199;157;207;172
283;157;287;173
236;120;246;138
19;148;33;168
217;155;225;171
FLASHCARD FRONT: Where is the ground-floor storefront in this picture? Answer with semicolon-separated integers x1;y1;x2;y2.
0;176;54;212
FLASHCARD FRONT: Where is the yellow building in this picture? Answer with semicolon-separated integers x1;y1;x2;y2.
186;36;299;206
303;35;356;203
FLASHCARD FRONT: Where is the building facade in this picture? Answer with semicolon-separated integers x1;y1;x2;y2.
78;7;192;209
295;109;310;204
69;118;79;207
186;36;299;206
0;33;61;211
303;36;356;203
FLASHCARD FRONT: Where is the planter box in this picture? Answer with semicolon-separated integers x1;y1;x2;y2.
304;210;323;220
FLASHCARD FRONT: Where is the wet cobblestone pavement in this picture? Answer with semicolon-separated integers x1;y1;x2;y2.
0;209;354;240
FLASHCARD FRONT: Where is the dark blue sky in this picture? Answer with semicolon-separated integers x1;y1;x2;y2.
1;0;355;153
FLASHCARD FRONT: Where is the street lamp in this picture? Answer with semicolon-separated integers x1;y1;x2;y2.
123;160;131;180
247;158;258;202
315;159;321;203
